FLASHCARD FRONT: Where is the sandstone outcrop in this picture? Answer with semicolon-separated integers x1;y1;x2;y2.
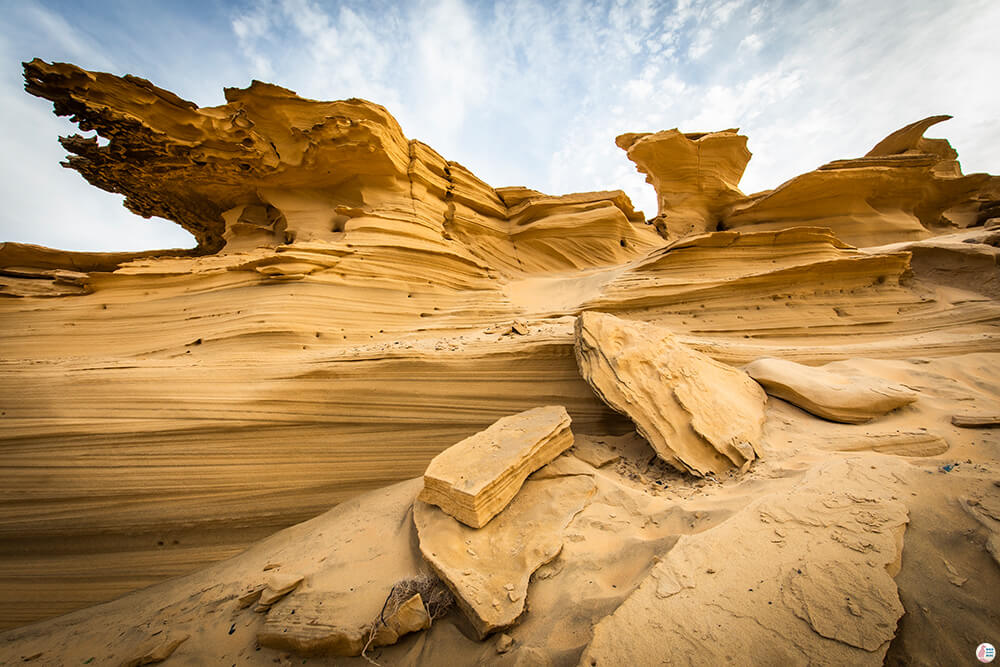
413;473;595;639
616;128;750;240
721;115;998;246
746;357;917;423
951;414;1000;428
418;406;574;528
21;59;660;273
574;311;766;475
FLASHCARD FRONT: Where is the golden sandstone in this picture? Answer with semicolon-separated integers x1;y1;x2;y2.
1;60;999;665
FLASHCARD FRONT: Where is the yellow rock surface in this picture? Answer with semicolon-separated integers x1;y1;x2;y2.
746;356;917;423
574;312;766;475
418;406;574;528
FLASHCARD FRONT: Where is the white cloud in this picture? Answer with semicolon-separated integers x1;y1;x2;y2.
1;0;999;250
740;33;763;53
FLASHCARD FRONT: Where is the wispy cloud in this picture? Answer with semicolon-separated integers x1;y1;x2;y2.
2;0;999;249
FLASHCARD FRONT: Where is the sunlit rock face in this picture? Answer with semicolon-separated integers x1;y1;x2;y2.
618;113;999;246
22;58;660;272
616;128;751;240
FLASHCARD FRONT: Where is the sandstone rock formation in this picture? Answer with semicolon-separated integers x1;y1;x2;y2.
574;311;766;475
720;115;999;246
1;59;999;667
258;590;431;656
616;128;750;239
21;58;659;270
746;356;917;423
418;406;574;527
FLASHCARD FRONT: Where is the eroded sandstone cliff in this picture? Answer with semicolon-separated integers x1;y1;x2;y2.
1;61;999;665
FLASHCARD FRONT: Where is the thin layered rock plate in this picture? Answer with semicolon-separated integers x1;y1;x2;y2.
418;406;574;528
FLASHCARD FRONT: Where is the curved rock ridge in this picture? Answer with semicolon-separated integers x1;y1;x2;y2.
574;312;766;476
721;115;999;246
618;113;998;247
22;59;659;274
746;357;917;423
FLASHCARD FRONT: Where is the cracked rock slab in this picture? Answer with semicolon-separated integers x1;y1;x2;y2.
418;406;574;528
579;459;908;666
746;357;917;424
414;474;595;639
574;311;765;476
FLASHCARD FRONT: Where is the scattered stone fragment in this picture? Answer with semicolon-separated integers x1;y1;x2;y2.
951;414;1000;428
414;474;595;639
818;430;948;457
746;357;917;423
253;573;303;612
235;587;264;610
574;311;765;476
570;436;622;468
496;633;515;654
418;406;574;528
121;633;189;667
941;559;967;587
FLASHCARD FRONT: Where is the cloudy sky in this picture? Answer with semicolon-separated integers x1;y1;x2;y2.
1;0;997;251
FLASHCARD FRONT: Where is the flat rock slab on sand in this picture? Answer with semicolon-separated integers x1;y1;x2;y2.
258;590;430;656
574;311;766;476
580;458;908;666
414;473;595;639
418;406;574;528
746;357;917;424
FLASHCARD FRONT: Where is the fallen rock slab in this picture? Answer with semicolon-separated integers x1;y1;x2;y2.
258;590;430;656
951;414;1000;428
418;406;574;528
579;458;908;666
746;357;917;423
574;311;765;476
414;474;595;639
121;633;189;667
817;430;949;457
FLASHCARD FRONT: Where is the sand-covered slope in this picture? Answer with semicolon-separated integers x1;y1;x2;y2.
1;60;999;664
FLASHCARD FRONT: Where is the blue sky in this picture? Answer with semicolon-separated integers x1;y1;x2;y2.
1;0;997;251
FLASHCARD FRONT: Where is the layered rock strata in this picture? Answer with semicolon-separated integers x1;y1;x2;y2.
574;311;766;475
1;59;998;646
418;405;574;528
615;128;750;240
